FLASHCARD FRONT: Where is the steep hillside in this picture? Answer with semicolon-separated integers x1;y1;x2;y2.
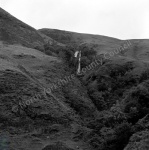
1;7;149;150
0;41;99;150
0;7;63;51
0;8;99;150
38;29;149;150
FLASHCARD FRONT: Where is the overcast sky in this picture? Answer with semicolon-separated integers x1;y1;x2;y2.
1;0;149;39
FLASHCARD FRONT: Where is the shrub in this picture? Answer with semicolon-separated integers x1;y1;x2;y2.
114;122;132;150
124;81;149;123
90;91;107;111
139;69;149;83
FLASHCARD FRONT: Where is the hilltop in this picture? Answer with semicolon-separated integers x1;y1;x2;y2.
0;7;63;51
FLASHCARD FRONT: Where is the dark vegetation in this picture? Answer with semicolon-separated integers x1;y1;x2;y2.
60;44;149;150
1;7;149;150
1;38;149;150
83;62;149;150
44;42;97;75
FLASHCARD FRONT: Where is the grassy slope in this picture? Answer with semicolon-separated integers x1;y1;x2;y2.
39;29;149;63
0;8;63;51
0;42;98;150
39;28;123;55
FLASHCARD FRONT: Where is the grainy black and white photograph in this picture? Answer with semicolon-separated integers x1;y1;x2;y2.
0;0;149;150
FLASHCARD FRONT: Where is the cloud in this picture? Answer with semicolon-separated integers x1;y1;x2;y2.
1;0;149;39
